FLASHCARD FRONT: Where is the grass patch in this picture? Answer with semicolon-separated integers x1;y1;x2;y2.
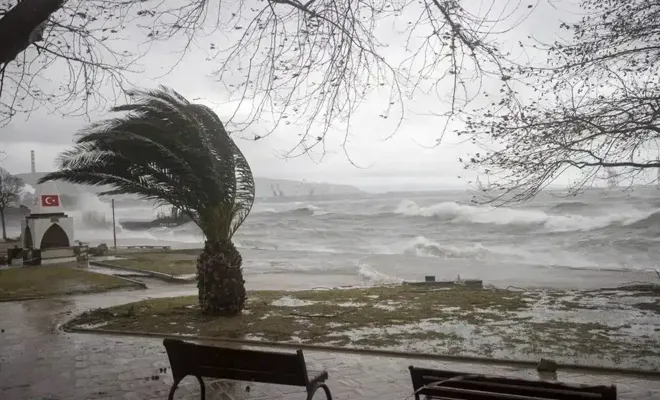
103;249;199;276
0;263;142;300
68;285;660;370
70;286;527;342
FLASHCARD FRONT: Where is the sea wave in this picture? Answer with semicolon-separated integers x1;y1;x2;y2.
251;260;404;286
253;207;278;214
402;236;493;259
550;201;590;212
394;200;653;232
625;210;660;229
146;221;204;243
254;204;327;216
248;262;358;276
357;263;404;285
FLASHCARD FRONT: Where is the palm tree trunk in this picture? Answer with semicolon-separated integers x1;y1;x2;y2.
197;239;246;315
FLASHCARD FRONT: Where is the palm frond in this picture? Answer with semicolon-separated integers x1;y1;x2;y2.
40;86;254;241
228;136;255;239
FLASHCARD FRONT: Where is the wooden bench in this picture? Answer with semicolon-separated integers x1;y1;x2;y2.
163;339;333;400
409;366;617;400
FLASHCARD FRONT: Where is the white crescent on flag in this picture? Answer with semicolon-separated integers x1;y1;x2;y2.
41;195;60;207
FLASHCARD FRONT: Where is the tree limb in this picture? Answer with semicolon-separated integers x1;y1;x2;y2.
0;0;65;65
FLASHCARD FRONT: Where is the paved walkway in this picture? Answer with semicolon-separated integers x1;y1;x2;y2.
1;283;659;400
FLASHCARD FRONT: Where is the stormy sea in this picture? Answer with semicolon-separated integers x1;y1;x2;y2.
51;186;660;290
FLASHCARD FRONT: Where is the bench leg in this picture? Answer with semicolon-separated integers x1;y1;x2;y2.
168;378;182;400
196;375;206;400
167;376;205;400
307;382;332;400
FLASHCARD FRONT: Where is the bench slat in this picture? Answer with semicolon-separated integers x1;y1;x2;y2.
164;339;332;400
412;368;612;394
409;366;616;400
436;380;602;400
194;366;307;386
164;339;307;385
418;385;563;400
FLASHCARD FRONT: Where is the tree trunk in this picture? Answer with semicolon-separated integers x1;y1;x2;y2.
197;240;246;315
0;0;65;65
0;209;6;240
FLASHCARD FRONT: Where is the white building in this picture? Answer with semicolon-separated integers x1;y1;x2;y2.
21;181;75;262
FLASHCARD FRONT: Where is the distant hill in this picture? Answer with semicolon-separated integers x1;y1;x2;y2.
253;177;363;198
15;172;364;200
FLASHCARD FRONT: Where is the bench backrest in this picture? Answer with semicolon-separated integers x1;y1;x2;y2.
409;366;617;400
163;339;310;387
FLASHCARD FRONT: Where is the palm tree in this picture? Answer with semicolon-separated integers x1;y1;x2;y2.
39;86;255;315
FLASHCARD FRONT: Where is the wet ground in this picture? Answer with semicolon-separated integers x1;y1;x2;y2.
1;279;660;399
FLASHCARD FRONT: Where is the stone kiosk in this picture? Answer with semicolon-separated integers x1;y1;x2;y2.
20;182;75;265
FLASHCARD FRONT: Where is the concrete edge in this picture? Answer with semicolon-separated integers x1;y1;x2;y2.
73;264;148;290
102;275;148;289
0;282;144;303
89;261;195;284
62;324;660;379
0;265;146;302
0;295;48;302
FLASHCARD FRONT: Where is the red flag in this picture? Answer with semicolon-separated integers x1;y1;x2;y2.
41;195;60;207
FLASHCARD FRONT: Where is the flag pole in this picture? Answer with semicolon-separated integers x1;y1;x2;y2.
111;199;117;249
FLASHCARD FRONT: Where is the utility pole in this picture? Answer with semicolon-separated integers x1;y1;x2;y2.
111;199;117;249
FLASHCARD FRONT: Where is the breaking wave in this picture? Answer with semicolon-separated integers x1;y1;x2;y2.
357;263;404;285
251;260;404;287
394;200;653;232
625;210;660;230
402;236;493;259
147;221;204;243
254;204;327;216
551;201;590;212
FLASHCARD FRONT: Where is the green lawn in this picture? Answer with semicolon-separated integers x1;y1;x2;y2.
103;249;199;276
0;263;143;300
66;285;660;371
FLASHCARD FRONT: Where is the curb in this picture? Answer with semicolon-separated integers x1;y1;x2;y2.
63;325;660;379
105;275;148;289
0;266;146;302
79;264;148;289
0;295;48;302
89;261;195;284
0;283;144;303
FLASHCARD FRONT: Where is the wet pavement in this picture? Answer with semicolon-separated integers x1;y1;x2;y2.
1;284;660;399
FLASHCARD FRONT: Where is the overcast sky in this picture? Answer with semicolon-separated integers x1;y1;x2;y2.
0;0;572;192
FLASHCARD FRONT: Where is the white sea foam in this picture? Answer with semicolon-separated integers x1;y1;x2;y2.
290;204;327;216
402;236;493;259
253;207;278;214
253;203;327;216
271;296;317;307
357;263;404;285
394;200;653;232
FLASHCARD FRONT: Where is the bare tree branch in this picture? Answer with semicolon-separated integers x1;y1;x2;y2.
1;0;528;157
0;0;64;65
461;0;660;204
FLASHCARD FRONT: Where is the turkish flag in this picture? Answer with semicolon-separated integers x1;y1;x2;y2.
41;195;60;207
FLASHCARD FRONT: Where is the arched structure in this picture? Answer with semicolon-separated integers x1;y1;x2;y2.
19;182;76;264
40;224;70;249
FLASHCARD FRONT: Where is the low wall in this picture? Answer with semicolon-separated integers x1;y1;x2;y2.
42;248;74;259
